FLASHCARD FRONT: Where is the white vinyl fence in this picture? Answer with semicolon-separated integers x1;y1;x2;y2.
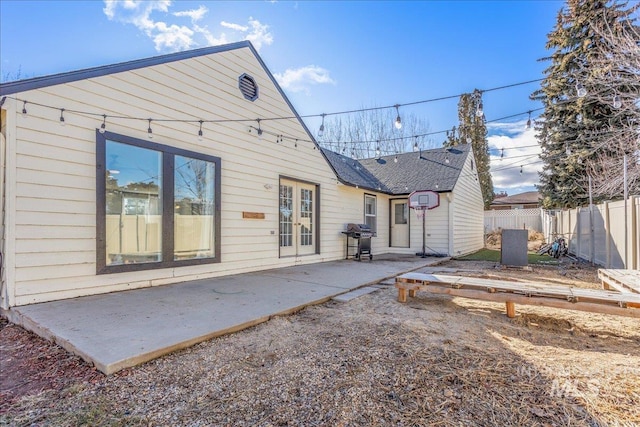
542;196;640;269
484;208;542;233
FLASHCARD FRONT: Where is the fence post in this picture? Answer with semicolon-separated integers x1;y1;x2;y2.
632;195;638;270
604;201;611;268
576;207;581;259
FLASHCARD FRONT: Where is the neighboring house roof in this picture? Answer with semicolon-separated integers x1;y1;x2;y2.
323;144;471;195
490;191;540;206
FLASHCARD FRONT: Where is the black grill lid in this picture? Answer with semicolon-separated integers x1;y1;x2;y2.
346;223;371;233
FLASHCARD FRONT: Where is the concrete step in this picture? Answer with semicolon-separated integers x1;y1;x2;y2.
332;286;379;302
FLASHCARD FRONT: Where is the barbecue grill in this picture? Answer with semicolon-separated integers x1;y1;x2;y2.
342;223;373;261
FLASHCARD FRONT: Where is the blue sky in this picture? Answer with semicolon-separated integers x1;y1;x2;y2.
0;0;566;196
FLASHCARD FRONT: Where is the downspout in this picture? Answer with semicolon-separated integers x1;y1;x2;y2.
447;192;454;256
0;110;7;309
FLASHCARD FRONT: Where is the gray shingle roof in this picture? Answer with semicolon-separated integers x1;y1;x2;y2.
321;149;391;192
324;144;471;195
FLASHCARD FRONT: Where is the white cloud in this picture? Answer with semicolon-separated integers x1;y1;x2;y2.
173;5;208;22
245;17;273;51
103;2;274;52
274;65;336;94
103;0;195;52
487;119;542;195
221;21;248;32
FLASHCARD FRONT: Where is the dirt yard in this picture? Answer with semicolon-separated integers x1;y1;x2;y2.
2;259;639;426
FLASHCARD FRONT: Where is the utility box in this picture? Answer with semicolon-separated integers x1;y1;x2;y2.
501;229;528;267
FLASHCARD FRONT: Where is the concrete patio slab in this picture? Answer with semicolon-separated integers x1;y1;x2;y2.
6;255;446;374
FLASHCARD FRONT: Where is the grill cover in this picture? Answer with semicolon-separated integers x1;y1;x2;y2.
346;223;371;233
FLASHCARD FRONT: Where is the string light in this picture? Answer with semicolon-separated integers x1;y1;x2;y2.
576;113;583;124
59;108;65;126
375;143;381;159
394;105;402;130
612;94;622;109
475;99;484;117
99;114;107;134
576;82;587;97
21;100;27;118
198;120;204;141
520;165;523;174
318;113;326;137
526;111;532;129
147;119;153;139
394;154;398;163
256;118;263;141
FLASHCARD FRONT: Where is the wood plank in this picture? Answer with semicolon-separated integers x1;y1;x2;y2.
396;273;640;317
598;269;640;294
396;282;640;318
397;273;640;305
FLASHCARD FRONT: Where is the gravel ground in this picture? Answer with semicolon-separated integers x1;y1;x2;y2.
1;259;639;426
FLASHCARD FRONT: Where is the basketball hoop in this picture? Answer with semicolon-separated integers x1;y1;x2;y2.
408;190;439;258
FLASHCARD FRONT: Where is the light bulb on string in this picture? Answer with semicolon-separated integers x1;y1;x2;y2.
99;114;107;134
576;82;587;97
198;120;204;141
318;114;325;137
147;119;153;139
413;138;419;152
394;154;398;163
500;148;504;160
475;101;484;117
394;105;402;130
256;119;263;141
351;149;356;160
520;165;523;175
576;113;583;124
565;144;572;156
466;135;472;144
375;143;381;159
526;111;532;129
612;94;622;109
59;109;65;126
21;101;28;118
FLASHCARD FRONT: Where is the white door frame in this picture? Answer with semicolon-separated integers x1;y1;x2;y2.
279;177;319;257
390;198;410;248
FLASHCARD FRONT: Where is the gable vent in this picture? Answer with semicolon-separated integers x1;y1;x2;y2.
238;73;258;101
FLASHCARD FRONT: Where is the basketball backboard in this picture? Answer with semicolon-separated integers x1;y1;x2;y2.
408;190;440;210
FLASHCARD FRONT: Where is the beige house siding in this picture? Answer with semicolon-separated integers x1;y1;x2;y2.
2;46;355;307
451;151;485;256
407;196;450;255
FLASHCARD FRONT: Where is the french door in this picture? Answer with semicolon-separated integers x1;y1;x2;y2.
279;179;317;257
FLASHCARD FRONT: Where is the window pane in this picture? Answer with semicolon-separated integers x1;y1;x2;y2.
174;156;216;260
105;141;162;265
279;185;293;247
300;188;313;246
365;196;376;215
395;203;408;224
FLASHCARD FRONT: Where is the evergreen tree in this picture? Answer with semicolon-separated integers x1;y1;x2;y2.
532;0;639;208
445;90;494;209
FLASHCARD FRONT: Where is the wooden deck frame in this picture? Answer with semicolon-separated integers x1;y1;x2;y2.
598;269;640;294
396;273;640;319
